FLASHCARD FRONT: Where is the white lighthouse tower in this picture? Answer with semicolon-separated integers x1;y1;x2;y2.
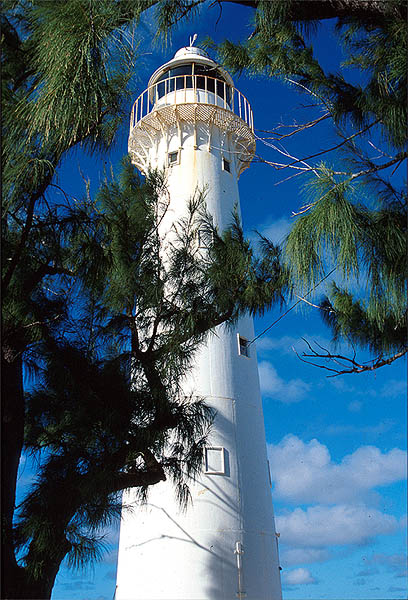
115;43;282;600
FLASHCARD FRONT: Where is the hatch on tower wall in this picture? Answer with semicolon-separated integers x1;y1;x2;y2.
204;446;226;475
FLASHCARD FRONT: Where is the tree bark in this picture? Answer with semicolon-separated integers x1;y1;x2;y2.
1;352;25;599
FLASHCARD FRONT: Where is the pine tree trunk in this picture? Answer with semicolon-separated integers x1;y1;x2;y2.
2;566;60;600
1;351;25;599
2;529;71;599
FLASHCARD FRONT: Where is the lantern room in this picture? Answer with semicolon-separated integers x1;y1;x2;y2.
128;44;255;176
148;46;234;109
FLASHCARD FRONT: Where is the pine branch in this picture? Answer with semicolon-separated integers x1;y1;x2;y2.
218;0;404;21
256;113;331;140
2;181;50;293
271;119;380;170
112;461;166;492
349;152;407;181
294;341;408;376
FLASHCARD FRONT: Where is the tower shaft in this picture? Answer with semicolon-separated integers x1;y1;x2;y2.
116;46;282;600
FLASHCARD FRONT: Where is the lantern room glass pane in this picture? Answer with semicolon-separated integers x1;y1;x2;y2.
157;65;193;98
156;63;231;105
195;64;231;104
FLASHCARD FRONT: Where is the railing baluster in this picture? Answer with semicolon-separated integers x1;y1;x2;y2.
131;77;254;130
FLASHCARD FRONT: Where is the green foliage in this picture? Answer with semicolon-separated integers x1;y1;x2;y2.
214;1;406;148
9;155;285;590
2;1;240;595
17;341;212;575
206;0;407;364
4;0;404;594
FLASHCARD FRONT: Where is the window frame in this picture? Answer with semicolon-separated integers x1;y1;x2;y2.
204;446;226;475
222;157;231;173
237;334;250;358
168;150;179;166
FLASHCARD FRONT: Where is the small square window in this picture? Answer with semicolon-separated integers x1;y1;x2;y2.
204;447;225;475
222;157;231;173
168;151;179;166
237;335;250;358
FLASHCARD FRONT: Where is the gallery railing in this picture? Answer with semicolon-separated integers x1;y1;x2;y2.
130;74;254;131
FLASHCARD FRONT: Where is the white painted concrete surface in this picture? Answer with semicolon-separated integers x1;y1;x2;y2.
116;47;282;600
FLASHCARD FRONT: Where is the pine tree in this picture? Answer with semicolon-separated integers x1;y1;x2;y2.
2;2;150;592
6;158;284;598
2;2;285;593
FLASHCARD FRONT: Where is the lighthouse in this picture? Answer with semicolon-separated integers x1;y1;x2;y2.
115;43;282;600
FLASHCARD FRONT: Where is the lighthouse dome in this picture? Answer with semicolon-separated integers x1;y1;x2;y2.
173;46;209;59
148;45;234;88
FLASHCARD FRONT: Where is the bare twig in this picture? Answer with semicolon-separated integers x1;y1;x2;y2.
291;201;318;216
349;152;407;181
295;342;408;376
21;314;63;329
275;119;380;170
286;78;332;113
256;113;330;140
295;294;334;312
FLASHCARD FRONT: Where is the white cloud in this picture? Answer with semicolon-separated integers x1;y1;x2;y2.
348;400;362;412
259;362;311;402
268;435;406;504
378;379;406;398
276;504;399;548
325;420;395;437
369;553;407;577
256;335;299;355
281;547;330;566
253;216;292;246
356;567;379;577
255;334;334;356
283;567;317;585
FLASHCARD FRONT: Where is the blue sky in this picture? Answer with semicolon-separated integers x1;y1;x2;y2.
16;3;406;599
